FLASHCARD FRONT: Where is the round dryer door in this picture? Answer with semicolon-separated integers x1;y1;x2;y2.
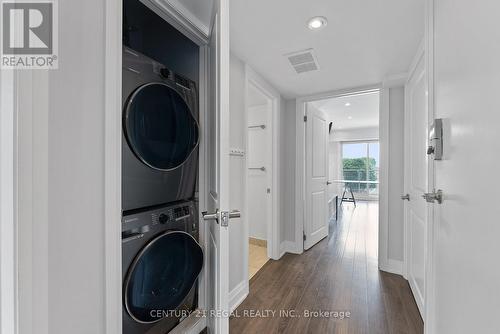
124;231;203;324
124;82;199;171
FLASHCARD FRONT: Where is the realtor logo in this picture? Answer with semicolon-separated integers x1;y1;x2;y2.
1;0;58;69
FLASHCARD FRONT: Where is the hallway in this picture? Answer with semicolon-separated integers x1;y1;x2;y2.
230;202;423;334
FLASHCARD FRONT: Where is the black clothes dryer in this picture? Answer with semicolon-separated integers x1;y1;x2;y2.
122;201;203;334
122;47;199;212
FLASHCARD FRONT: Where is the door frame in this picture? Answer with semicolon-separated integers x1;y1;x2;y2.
103;1;213;333
244;65;281;262
295;85;382;254
423;0;437;331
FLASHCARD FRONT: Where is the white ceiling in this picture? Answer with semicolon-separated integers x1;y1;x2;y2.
230;0;424;98
311;91;379;131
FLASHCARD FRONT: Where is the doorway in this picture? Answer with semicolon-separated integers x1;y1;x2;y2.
246;82;272;278
244;67;281;281
299;89;381;252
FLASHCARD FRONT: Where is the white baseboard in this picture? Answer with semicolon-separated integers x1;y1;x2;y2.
229;280;249;312
379;259;404;276
279;240;301;258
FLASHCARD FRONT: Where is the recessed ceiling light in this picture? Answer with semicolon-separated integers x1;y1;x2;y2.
348;116;353;120
307;16;328;30
345;102;351;107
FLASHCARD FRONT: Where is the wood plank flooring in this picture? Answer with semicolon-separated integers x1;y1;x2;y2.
230;202;423;334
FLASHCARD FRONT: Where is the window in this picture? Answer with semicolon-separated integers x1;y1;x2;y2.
341;141;379;199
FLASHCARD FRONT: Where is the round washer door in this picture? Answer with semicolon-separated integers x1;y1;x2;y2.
124;82;199;171
124;231;203;323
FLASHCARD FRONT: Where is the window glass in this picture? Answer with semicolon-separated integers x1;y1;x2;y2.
341;141;380;197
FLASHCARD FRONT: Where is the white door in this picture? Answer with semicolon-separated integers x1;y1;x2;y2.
428;1;500;333
203;0;235;333
404;50;428;317
304;104;329;250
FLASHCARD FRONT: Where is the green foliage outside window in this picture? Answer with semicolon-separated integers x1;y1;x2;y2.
342;158;378;191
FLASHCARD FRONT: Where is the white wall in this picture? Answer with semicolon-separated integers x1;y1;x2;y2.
17;1;107;333
331;127;379;142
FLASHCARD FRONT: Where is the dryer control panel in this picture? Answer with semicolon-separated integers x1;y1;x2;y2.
122;201;198;243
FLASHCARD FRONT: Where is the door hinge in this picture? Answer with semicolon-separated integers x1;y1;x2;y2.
303;233;306;241
303;115;308;122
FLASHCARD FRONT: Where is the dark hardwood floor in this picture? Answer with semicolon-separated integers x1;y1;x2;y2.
230;202;423;334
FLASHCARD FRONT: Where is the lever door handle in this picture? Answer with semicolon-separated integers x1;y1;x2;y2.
229;210;241;219
401;194;410;201
202;209;241;227
422;189;443;204
202;210;219;222
326;181;332;185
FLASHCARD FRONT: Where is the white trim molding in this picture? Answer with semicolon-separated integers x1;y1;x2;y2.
104;0;123;332
383;73;408;88
279;241;298;258
379;259;404;276
141;0;209;45
378;86;391;276
169;310;207;334
229;280;249;313
424;0;437;331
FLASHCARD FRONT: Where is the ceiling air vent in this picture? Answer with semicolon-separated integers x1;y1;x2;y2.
285;49;319;74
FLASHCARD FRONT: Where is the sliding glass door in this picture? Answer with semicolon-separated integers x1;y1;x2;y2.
341;141;379;200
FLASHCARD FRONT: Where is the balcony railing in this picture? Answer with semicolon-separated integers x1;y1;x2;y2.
341;168;379;198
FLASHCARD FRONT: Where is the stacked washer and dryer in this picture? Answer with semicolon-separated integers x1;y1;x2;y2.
121;46;203;334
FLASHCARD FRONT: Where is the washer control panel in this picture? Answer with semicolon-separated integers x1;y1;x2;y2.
150;204;191;226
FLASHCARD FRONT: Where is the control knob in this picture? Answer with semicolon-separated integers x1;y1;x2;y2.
158;213;169;224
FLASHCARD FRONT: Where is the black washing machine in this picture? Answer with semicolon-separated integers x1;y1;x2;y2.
122;201;203;334
122;46;199;212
